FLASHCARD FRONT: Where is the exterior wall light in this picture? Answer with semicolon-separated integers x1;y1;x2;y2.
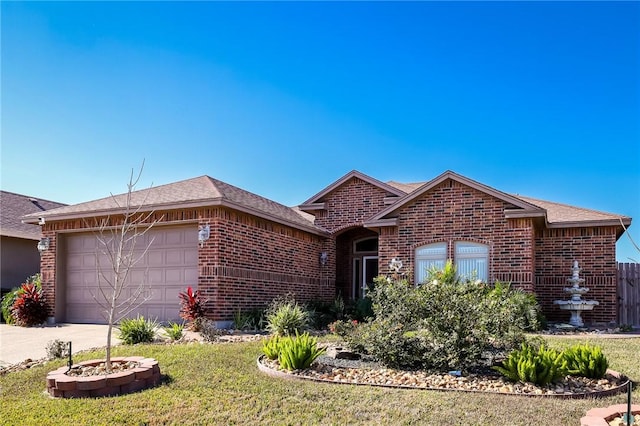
37;237;50;253
320;251;328;266
198;224;210;248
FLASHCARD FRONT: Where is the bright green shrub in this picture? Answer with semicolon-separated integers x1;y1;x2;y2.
493;343;568;385
1;287;21;324
266;296;309;336
164;321;185;341
118;315;158;344
563;343;609;379
262;335;282;360
277;332;325;371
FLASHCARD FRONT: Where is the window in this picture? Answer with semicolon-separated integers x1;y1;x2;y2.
454;241;488;282
354;237;378;253
414;241;489;284
415;242;447;284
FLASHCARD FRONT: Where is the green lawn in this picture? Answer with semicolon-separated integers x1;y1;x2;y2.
0;336;638;425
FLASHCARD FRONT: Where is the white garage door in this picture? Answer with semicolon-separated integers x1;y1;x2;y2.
64;226;198;324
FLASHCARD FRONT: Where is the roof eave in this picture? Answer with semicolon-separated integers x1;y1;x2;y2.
23;198;330;238
546;217;632;229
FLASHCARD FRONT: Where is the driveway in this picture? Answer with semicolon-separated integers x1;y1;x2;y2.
0;323;120;367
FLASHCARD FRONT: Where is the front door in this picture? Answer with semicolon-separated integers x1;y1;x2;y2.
353;256;378;299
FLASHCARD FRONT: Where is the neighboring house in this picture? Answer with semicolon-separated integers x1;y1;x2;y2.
1;191;66;292
23;171;631;326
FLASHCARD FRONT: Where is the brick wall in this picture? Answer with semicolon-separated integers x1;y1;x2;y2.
39;206;333;323
377;179;535;290
534;226;618;325
197;207;334;320
313;177;394;232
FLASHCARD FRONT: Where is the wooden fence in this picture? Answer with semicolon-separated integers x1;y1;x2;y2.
618;262;640;327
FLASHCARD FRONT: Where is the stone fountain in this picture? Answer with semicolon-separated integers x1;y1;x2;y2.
554;260;599;327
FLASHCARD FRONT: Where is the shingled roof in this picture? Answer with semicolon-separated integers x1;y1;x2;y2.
513;195;631;228
22;176;327;236
1;191;67;240
380;172;632;229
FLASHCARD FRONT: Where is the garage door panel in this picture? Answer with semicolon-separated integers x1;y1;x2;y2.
65;226;197;324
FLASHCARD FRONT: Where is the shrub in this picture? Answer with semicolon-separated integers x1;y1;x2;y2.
46;339;70;360
262;335;282;360
493;343;568;386
178;286;205;327
118;315;158;344
277;332;326;371
563;343;609;379
164;321;185;341
233;308;266;331
328;319;359;338
486;281;544;332
265;296;309;336
307;297;343;330
1;287;21;324
12;282;48;327
197;318;223;342
339;263;535;371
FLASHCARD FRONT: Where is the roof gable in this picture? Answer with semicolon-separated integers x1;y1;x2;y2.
23;176;327;236
1;191;67;240
299;170;406;211
364;170;546;227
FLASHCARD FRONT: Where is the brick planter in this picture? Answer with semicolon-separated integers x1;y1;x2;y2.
581;404;640;426
46;356;161;398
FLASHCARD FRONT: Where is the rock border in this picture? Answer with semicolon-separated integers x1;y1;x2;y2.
257;356;631;399
46;356;161;398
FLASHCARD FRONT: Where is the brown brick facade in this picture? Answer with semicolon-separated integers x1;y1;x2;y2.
40;207;333;323
534;226;618;325
376;179;535;291
35;171;626;326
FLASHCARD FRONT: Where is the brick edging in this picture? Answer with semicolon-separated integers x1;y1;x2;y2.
46;356;161;398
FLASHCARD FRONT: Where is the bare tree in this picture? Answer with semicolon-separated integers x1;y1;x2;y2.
620;218;639;263
89;163;159;370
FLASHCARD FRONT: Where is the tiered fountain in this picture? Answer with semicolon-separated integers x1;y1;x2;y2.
554;260;599;328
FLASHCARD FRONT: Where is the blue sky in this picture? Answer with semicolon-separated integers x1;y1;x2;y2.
2;1;639;261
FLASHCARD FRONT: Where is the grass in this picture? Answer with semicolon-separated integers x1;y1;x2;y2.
0;336;638;425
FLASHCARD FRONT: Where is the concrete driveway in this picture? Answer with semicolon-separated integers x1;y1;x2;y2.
0;323;120;367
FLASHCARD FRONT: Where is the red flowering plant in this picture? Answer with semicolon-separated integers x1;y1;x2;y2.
12;282;48;326
178;286;205;329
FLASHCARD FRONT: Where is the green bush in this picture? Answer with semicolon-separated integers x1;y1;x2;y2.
1;287;21;324
339;262;538;371
563;343;609;379
265;296;309;336
118;315;158;344
307;296;346;330
493;343;568;386
163;321;185;341
233;308;266;331
277;332;326;371
262;335;282;360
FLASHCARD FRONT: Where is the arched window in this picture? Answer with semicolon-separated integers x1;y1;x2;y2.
454;241;489;282
414;241;490;284
414;242;447;284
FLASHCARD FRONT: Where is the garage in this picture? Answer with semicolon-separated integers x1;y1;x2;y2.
63;225;198;324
